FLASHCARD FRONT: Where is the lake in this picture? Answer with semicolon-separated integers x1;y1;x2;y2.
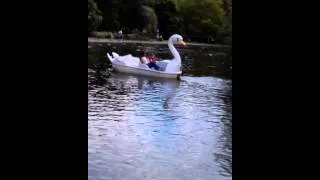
88;41;232;180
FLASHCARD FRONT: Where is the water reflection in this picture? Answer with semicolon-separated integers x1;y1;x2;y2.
88;70;232;180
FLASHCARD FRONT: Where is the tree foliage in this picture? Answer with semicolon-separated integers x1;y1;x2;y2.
88;0;103;34
95;0;121;31
155;0;184;39
180;0;224;36
217;0;232;44
88;0;232;44
139;5;158;33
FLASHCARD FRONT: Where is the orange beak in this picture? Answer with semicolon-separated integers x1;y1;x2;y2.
177;40;186;46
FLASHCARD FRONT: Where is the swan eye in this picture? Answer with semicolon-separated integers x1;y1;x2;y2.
176;38;179;42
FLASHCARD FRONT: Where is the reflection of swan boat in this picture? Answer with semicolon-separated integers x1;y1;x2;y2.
106;34;186;79
108;73;180;107
109;72;180;90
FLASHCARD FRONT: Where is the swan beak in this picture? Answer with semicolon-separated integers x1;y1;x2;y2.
177;40;186;46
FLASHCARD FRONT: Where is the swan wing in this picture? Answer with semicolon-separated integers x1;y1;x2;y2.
114;55;141;67
156;60;169;71
112;52;119;58
157;59;181;73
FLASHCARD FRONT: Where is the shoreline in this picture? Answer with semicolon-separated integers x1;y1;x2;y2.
88;37;230;48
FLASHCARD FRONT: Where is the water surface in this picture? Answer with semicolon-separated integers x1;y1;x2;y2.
88;42;232;180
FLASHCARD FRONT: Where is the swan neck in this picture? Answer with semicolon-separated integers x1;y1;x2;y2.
168;40;181;63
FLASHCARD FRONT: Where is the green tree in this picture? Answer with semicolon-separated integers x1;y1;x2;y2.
155;0;184;39
119;0;143;32
88;0;103;34
139;0;156;7
89;0;231;44
217;0;232;44
139;5;158;34
180;0;225;36
217;9;232;44
222;0;232;15
95;0;121;31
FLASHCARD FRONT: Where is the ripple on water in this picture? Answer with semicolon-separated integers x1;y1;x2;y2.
88;71;232;180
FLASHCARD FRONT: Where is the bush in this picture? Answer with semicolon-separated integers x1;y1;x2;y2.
139;5;158;34
216;9;232;45
125;33;151;41
91;31;114;39
224;37;232;45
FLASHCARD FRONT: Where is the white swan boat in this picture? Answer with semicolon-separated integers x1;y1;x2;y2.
106;34;186;79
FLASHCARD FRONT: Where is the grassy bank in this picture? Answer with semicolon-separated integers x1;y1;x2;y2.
90;31;156;41
88;37;230;48
89;31;231;47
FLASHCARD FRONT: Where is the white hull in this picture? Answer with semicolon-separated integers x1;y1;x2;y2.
111;62;182;79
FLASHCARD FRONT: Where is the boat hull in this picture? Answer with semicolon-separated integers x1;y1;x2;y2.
111;62;181;79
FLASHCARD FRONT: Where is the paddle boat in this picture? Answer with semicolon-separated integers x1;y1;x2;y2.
106;34;186;79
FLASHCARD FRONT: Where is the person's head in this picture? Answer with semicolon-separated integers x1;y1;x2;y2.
140;51;146;57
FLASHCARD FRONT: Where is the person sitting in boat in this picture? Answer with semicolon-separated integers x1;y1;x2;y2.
139;51;149;64
139;51;160;70
148;54;156;62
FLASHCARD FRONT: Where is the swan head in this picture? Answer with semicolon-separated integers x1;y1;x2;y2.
169;34;186;46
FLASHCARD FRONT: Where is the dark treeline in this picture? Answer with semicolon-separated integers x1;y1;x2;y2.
88;0;232;44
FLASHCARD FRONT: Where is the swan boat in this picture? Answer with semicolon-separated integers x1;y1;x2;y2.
106;34;186;79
